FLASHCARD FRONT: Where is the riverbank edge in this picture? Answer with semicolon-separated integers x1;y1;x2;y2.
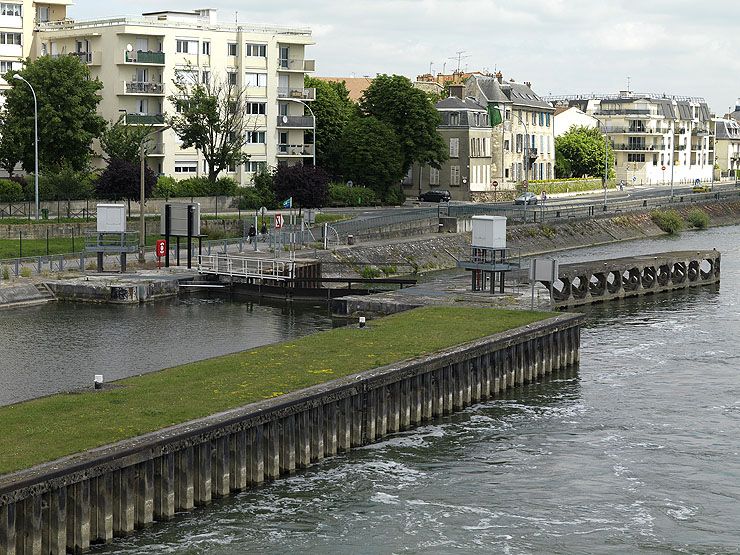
0;313;582;553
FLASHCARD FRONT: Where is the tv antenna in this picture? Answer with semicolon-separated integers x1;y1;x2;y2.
449;50;471;73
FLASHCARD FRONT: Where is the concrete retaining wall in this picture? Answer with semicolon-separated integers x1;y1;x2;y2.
0;314;582;554
0;284;47;309
47;279;180;304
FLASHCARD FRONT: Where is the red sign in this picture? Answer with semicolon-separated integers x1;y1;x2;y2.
661;165;666;171
274;213;284;229
155;239;167;258
492;180;499;188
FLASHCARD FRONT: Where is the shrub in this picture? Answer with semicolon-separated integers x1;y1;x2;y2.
2;266;9;280
360;266;382;279
0;179;24;202
328;183;378;207
152;175;178;199
20;267;32;278
383;186;406;206
686;208;709;230
651;209;684;235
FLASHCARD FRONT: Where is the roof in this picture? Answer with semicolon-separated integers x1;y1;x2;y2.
715;118;740;140
315;77;373;103
467;75;553;110
436;96;486;111
554;106;570;116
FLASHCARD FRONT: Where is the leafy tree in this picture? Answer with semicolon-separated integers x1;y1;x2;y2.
359;74;447;173
338;116;404;199
272;164;329;211
0;111;22;177
304;76;355;176
96;158;156;201
100;116;156;164
168;68;256;182
1;55;106;173
555;126;614;179
0;179;23;202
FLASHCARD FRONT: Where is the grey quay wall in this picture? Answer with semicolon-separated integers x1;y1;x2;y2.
0;313;582;554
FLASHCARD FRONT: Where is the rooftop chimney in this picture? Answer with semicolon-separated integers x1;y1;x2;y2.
736;97;740;112
448;84;464;99
495;71;503;83
524;81;531;88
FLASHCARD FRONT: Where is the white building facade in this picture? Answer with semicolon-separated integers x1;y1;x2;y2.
33;9;315;184
553;106;598;137
550;92;714;185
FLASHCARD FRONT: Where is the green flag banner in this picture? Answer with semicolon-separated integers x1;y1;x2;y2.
487;103;503;127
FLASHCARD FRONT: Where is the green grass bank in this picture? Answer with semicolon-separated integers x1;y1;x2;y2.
0;306;550;475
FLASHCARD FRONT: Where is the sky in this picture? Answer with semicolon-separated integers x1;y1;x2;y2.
69;0;740;114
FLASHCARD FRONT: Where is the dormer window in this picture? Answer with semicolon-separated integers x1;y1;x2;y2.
449;112;459;125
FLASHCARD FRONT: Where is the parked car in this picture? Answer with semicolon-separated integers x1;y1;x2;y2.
419;190;451;202
514;192;538;205
692;183;711;193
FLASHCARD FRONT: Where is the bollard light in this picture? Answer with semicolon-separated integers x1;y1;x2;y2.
94;374;104;389
359;316;366;329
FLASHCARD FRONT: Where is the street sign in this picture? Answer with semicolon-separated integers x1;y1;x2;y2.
259;206;268;217
661;165;666;171
492;180;499;188
632;176;637;183
694;178;701;186
155;239;167;257
274;213;284;229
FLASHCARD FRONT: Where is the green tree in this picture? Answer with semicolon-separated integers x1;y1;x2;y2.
304;76;355;176
338;116;404;199
96;158;156;201
0;111;22;177
555;126;614;179
100;116;156;164
167;68;255;183
359;74;447;173
1;55;106;173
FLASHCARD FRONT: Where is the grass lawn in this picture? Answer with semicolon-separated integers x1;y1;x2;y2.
0;306;552;476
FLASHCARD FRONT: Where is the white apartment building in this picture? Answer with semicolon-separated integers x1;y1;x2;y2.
33;9;315;184
0;0;69;99
465;72;556;189
550;92;714;185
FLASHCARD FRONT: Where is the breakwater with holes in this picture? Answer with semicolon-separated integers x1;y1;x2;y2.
0;314;581;553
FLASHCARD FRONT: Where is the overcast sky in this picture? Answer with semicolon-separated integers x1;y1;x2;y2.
70;0;740;114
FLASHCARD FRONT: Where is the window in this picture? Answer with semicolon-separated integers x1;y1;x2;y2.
546;113;551;127
0;60;14;73
449;138;459;158
430;167;439;185
176;39;198;54
246;102;266;115
1;3;21;16
449;112;459;126
227;71;237;85
175;68;198;85
246;161;267;173
201;70;210;85
539;112;544;126
627;153;645;162
504;139;510;151
450;166;461;186
515;134;522;153
245;72;267;87
174;161;197;174
246;131;266;144
202;41;210;55
0;32;21;45
227;42;237;56
36;6;48;21
245;43;267;57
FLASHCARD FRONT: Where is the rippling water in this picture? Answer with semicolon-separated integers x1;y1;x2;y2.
0;294;333;406
93;226;740;554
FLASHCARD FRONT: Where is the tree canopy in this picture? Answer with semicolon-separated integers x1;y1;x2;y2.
96;158;156;201
0;55;106;173
100;116;156;164
167;68;256;182
359;74;447;173
555;126;614;179
272;164;329;210
338;116;404;199
304;77;355;177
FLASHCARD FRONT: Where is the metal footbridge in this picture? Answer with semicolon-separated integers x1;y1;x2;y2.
197;254;295;282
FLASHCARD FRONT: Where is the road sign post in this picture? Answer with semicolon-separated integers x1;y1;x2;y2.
492;180;498;203
155;239;166;269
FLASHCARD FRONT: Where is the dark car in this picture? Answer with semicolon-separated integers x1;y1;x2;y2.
419;190;451;202
514;192;538;205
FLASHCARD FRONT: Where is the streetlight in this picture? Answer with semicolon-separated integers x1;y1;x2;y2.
13;74;39;220
512;112;531;223
281;97;316;166
596;120;609;208
138;125;171;262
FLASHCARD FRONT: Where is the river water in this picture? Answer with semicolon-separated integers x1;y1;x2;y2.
6;226;740;553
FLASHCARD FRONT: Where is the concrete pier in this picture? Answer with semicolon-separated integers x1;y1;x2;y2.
0;314;582;554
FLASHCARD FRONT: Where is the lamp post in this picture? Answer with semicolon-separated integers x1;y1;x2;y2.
512;112;530;223
281;98;316;166
138;125;170;263
13;74;39;220
596;120;609;208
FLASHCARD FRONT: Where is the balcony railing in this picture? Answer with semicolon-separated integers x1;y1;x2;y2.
277;87;316;100
602;126;669;134
124;81;165;94
277;143;314;156
278;58;316;72
276;115;314;128
124;50;165;64
611;143;665;151
595;109;652;116
125;113;165;125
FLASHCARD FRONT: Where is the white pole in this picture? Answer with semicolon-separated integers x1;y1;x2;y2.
13;75;39;220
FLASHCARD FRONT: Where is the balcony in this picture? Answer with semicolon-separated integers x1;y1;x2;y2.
278;58;316;72
123;81;165;95
602;126;668;134
595;109;652;116
276;115;314;128
276;143;314;157
146;143;164;156
125;113;165;125
277;87;316;101
611;143;664;151
123;50;165;65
